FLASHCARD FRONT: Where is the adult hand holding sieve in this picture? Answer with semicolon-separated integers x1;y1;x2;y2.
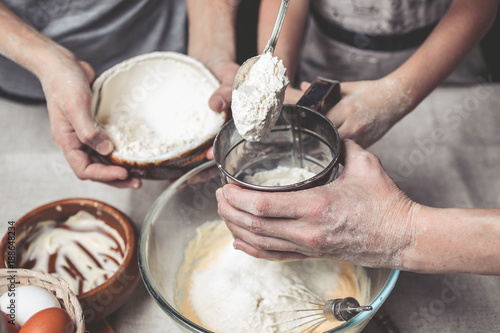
217;139;500;275
217;139;417;267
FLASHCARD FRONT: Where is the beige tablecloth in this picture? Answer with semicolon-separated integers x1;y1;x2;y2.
1;82;499;332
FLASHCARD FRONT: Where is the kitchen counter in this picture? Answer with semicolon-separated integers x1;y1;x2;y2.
1;81;499;332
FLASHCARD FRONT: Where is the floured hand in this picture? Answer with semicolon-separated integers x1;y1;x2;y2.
216;139;419;269
204;58;240;112
40;50;141;188
298;78;413;148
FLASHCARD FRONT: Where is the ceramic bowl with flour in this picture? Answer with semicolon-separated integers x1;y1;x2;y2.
91;52;227;179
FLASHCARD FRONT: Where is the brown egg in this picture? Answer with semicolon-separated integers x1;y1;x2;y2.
19;308;74;333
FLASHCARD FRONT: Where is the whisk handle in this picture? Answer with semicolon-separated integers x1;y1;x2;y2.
324;297;373;322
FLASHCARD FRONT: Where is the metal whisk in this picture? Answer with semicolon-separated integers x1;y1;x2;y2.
267;287;372;333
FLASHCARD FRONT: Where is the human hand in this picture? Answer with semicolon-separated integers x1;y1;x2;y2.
204;58;240;112
216;139;419;269
39;50;141;188
202;58;239;160
302;77;413;148
283;86;304;105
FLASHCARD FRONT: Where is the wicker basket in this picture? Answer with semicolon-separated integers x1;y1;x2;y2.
0;268;85;332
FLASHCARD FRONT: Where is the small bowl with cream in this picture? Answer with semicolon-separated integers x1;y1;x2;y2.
0;198;140;323
91;51;228;179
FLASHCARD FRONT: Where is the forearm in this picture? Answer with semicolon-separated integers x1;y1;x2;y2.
258;0;309;83
185;0;237;64
403;206;500;275
0;2;72;79
388;0;499;114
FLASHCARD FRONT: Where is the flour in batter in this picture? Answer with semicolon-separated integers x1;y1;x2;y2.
175;220;370;333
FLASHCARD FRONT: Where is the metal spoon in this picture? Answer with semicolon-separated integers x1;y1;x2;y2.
233;0;290;90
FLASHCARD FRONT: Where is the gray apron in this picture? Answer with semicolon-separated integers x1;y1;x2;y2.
0;0;187;100
298;0;488;85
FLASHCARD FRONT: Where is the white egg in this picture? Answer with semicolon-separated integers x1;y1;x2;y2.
0;285;61;326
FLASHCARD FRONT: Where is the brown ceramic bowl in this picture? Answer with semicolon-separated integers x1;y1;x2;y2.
0;198;140;323
90;52;228;179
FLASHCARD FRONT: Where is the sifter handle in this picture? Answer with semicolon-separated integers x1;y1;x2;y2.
296;77;341;114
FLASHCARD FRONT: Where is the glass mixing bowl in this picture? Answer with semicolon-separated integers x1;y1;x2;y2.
139;160;400;333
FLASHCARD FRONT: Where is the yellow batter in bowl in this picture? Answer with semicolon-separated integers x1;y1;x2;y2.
175;220;370;333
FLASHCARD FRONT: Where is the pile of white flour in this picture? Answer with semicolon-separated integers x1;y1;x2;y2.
244;165;316;186
231;53;289;142
94;55;225;161
177;221;368;333
101;102;223;160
